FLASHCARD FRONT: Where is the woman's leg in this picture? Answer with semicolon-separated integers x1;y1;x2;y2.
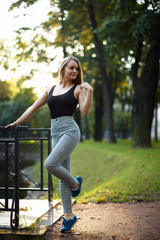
44;133;79;188
45;135;75;215
59;156;73;217
45;117;81;227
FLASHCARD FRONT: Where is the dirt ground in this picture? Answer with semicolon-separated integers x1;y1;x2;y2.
44;201;160;240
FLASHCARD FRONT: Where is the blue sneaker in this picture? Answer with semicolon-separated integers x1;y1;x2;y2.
72;176;82;197
61;215;78;232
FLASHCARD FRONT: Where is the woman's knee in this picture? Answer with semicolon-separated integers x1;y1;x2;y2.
44;158;57;173
44;159;50;172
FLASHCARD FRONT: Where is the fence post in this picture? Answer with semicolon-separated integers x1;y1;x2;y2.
5;141;9;210
40;139;43;190
47;129;52;203
14;127;20;228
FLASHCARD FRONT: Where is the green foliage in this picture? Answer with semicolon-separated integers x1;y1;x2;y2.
0;85;51;128
99;1;160;55
0;40;12;70
9;0;39;11
0;80;13;101
0;87;37;126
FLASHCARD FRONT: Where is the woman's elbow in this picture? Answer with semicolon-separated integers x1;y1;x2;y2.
81;109;89;115
80;103;92;115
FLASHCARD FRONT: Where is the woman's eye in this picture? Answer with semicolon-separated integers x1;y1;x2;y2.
69;66;79;71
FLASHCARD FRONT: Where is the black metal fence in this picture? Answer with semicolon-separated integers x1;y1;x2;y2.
0;126;53;229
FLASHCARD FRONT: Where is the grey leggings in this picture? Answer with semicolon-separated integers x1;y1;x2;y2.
44;116;80;213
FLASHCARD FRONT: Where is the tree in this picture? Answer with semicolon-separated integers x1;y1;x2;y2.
86;0;116;142
99;0;160;147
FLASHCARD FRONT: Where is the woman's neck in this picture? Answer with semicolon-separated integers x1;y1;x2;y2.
61;80;73;88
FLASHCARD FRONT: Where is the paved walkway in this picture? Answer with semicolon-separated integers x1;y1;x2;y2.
0;199;63;240
44;201;160;240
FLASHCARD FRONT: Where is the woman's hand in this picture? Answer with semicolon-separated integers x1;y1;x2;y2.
80;82;93;92
5;122;17;129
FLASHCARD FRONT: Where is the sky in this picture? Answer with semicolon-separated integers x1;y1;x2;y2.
0;0;51;39
0;0;63;96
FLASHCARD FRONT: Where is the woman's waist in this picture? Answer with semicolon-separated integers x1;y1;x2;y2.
51;115;74;123
51;116;78;129
51;116;79;136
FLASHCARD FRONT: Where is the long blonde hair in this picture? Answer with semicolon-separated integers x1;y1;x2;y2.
59;56;83;85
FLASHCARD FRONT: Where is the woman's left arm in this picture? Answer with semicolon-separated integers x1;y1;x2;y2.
78;82;93;115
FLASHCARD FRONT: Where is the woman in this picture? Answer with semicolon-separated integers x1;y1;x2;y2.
6;56;93;232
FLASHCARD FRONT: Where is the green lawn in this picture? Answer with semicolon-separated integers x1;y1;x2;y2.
24;139;160;203
72;140;160;203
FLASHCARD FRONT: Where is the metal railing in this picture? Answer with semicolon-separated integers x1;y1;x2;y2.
0;126;53;229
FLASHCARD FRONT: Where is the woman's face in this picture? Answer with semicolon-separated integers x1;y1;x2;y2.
62;60;79;82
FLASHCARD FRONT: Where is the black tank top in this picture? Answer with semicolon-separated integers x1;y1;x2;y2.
47;85;78;119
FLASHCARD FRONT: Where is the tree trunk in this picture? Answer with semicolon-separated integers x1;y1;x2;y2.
154;102;158;142
132;35;160;147
94;81;103;141
74;108;83;142
87;0;116;143
84;115;90;139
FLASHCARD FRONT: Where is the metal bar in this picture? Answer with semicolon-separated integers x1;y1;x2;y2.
14;127;20;228
0;208;12;211
0;187;49;191
19;138;48;141
5;142;9;210
0;208;13;211
0;202;5;208
0;126;49;131
0;139;15;143
19;170;40;188
27;128;50;131
40;140;43;190
47;129;52;203
0;138;48;142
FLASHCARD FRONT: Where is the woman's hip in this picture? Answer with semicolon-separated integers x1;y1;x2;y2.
51;116;80;139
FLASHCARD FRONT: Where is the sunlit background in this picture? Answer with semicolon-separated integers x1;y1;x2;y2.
0;0;159;141
0;0;63;96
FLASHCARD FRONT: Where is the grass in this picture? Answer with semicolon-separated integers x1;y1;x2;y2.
23;139;160;203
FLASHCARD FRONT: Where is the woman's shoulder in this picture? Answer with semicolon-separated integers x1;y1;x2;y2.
46;84;57;95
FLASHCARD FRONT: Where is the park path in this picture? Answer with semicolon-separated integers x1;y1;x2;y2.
44;201;160;240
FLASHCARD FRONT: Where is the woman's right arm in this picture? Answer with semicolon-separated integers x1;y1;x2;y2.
5;88;49;128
